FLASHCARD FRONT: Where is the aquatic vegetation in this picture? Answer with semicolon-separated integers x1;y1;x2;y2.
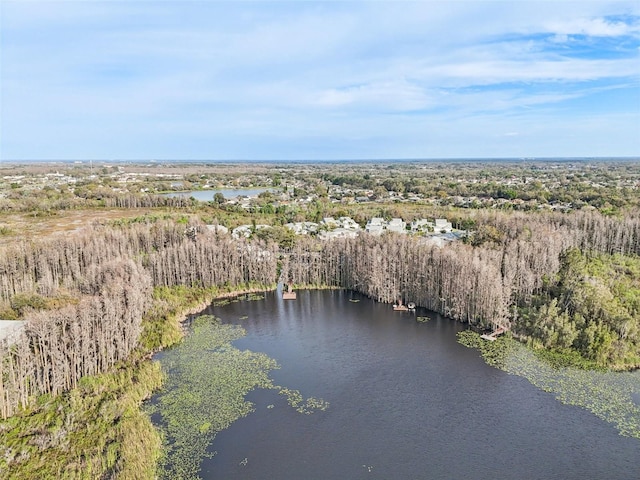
153;315;273;479
211;298;232;307
457;331;640;439
153;314;329;480
457;330;514;369
278;387;330;414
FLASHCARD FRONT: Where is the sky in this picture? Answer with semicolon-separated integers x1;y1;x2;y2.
0;0;639;161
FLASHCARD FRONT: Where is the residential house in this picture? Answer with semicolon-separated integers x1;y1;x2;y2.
285;222;319;235
387;218;407;234
231;224;270;239
339;217;361;230
365;217;386;236
319;228;360;240
410;219;433;233
434;218;453;233
206;224;229;235
0;320;25;346
321;217;339;229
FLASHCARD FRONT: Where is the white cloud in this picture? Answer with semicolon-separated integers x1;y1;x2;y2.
316;81;432;111
1;1;639;159
550;33;570;43
545;17;640;37
414;57;639;86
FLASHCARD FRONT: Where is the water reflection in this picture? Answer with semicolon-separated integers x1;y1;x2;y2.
190;290;639;480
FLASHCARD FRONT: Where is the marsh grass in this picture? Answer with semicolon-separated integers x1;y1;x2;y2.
0;361;163;480
457;330;640;439
153;314;329;480
211;298;232;307
0;284;275;480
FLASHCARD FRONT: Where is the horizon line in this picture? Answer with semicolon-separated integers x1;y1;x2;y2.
2;156;640;164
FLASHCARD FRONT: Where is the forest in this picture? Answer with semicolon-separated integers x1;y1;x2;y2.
0;160;639;477
1;206;639;418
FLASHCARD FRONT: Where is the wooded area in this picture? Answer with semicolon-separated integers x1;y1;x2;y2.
0;221;278;418
0;160;639;479
1;206;639;419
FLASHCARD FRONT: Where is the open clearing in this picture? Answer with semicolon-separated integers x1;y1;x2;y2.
0;208;159;245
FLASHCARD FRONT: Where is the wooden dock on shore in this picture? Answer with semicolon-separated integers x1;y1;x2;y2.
282;282;296;300
480;326;508;341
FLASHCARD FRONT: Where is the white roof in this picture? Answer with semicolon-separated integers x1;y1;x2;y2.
412;219;432;226
0;320;25;344
366;224;385;235
206;224;229;234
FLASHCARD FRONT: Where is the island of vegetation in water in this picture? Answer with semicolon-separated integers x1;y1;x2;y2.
457;331;640;439
150;314;328;480
0;159;639;477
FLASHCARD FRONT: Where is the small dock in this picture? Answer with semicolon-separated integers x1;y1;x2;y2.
392;299;415;312
480;326;508;341
282;282;296;300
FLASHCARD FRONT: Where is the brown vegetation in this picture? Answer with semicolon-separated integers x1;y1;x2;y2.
0;220;278;418
1;160;638;476
1;205;639;420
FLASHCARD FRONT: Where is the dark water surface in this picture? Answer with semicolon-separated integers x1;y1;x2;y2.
193;289;638;480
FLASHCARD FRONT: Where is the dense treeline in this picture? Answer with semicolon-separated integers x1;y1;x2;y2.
0;260;150;418
282;210;640;367
0;221;278;418
0;190;197;213
145;232;277;288
476;209;640;256
284;235;508;328
1;208;639;418
0;220;185;299
103;194;197;209
519;249;640;367
0;220;276;302
285;210;639;314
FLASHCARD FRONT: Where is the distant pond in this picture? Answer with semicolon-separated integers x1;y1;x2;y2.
162;188;274;201
155;289;639;480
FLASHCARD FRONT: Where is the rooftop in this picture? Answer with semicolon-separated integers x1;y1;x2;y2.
0;320;24;344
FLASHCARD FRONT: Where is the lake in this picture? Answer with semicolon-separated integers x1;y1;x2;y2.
165;289;640;479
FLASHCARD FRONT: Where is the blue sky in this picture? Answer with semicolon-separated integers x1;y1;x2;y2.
1;1;639;160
